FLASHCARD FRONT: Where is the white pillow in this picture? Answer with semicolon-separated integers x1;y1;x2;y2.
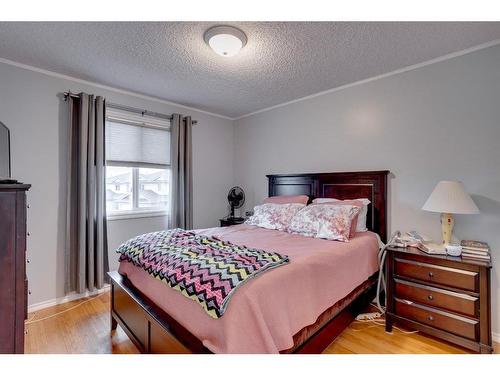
312;198;370;232
245;203;305;231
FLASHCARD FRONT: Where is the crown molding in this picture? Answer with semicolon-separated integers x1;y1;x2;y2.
234;38;500;121
0;57;234;121
3;37;500;122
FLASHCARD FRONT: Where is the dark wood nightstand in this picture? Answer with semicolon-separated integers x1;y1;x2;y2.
385;246;492;353
219;217;245;227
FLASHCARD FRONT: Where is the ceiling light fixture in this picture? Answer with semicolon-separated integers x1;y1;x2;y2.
204;25;247;57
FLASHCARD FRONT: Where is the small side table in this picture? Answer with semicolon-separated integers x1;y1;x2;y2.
385;245;492;353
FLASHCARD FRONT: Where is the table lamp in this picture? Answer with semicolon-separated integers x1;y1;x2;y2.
422;181;479;246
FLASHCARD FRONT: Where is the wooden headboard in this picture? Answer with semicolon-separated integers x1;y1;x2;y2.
267;171;389;242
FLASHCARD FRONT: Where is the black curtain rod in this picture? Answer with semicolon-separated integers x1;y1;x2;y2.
63;91;198;125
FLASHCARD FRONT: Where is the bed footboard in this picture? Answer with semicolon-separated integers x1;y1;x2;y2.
109;270;377;354
109;271;209;354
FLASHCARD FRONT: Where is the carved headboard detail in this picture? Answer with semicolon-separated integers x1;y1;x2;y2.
267;171;389;242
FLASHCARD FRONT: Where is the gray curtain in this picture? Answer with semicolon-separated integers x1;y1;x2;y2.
170;114;193;229
65;93;109;294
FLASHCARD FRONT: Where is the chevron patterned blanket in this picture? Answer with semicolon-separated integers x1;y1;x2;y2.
117;229;289;318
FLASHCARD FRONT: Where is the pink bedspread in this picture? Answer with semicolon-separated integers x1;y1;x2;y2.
118;224;380;353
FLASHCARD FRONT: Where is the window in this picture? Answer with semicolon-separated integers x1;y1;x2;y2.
105;108;171;219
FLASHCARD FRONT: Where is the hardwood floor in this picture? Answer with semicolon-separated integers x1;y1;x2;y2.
25;292;498;354
26;292;139;354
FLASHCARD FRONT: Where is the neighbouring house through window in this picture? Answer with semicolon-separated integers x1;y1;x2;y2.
105;107;171;219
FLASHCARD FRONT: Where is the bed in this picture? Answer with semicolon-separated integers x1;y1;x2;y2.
109;170;389;354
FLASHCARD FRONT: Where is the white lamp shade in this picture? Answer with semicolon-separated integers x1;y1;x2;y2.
422;181;479;214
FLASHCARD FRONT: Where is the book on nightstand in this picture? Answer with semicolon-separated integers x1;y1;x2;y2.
460;240;491;261
461;240;489;251
462;253;490;260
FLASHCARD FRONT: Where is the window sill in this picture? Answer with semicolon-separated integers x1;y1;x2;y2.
107;211;168;221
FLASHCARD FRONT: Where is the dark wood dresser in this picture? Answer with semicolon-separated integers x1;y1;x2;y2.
0;183;30;354
385;246;492;353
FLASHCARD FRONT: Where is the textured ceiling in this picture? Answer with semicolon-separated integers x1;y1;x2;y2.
1;22;500;118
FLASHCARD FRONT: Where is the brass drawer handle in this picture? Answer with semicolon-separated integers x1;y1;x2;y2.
428;272;434;278
428;295;434;301
428;316;434;321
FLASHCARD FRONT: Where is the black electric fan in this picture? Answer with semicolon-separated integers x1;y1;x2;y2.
227;186;245;219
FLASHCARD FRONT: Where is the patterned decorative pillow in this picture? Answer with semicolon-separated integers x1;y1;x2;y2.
313;201;364;238
287;204;361;242
312;198;370;232
245;203;306;231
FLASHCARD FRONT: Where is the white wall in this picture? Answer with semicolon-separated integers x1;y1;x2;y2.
234;44;500;334
0;61;234;306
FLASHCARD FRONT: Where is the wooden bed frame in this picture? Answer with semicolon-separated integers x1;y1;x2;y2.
109;170;389;354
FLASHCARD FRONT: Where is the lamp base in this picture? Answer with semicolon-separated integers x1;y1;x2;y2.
441;213;454;246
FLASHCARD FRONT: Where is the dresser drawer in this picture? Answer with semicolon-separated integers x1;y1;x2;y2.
395;299;478;340
395;257;478;292
395;278;478;317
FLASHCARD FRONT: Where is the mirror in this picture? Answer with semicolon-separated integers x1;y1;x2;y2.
0;121;11;179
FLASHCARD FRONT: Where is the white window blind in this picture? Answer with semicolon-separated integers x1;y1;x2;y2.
105;109;170;167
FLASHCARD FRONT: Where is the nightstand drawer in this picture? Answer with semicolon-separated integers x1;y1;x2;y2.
395;279;478;317
395;257;478;292
395;299;478;340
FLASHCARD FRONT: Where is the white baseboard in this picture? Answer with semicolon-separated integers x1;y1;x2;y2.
28;285;110;313
493;331;500;344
